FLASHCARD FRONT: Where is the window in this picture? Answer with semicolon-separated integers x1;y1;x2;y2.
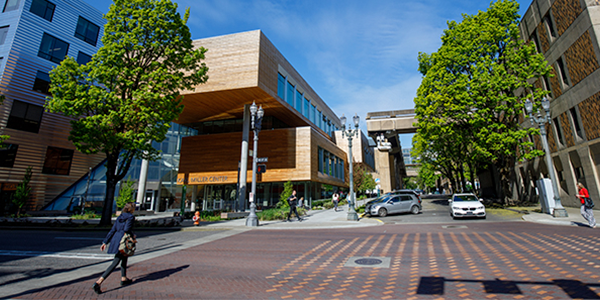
76;51;92;65
318;147;323;172
30;0;55;22
38;33;69;63
7;100;43;133
42;147;74;175
75;16;99;46
0;144;18;168
556;57;569;86
0;26;8;45
318;110;322;129
277;73;285;100
32;70;50;94
310;104;316;124
286;80;294;107
544;13;557;39
570;108;583;138
3;0;19;12
543;75;552;94
553;117;565;145
295;90;302;112
303;98;310;119
530;31;540;53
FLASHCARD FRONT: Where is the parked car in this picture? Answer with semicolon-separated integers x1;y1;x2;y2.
367;192;421;217
448;193;486;219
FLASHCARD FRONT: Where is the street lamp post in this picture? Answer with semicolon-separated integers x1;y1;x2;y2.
246;101;263;226
341;113;360;221
524;97;568;218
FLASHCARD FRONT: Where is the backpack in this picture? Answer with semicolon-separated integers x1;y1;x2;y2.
584;197;595;209
118;233;137;256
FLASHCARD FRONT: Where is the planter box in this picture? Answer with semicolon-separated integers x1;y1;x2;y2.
220;212;249;219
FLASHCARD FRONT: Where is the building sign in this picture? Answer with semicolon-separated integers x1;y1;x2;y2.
189;173;229;184
1;182;18;191
177;173;186;185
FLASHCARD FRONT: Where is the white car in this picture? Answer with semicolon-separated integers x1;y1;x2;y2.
449;193;486;219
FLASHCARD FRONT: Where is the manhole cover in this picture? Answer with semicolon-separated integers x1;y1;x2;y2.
442;225;468;229
345;256;391;268
355;258;383;265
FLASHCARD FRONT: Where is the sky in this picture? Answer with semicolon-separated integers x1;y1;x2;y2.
87;0;531;148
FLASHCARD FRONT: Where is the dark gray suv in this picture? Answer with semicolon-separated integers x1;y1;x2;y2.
366;193;421;217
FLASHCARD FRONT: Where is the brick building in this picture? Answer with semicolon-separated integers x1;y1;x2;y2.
516;0;600;207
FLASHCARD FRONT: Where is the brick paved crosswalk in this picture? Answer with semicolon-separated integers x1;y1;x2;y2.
10;224;600;299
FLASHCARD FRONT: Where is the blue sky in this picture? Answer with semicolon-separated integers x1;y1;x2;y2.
87;0;531;148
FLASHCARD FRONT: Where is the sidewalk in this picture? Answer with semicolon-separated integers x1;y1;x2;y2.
521;206;596;227
198;201;382;230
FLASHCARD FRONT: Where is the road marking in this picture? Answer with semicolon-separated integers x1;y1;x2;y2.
55;237;105;240
0;250;113;260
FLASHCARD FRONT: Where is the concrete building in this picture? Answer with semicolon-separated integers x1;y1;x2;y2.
516;0;600;207
0;0;106;213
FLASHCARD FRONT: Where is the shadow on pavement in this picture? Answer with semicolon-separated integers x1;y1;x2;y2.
417;276;600;299
131;265;189;285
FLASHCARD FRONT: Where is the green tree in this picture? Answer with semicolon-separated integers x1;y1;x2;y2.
12;166;32;217
0;94;8;144
46;0;208;225
416;163;440;192
277;181;293;208
116;177;136;210
413;0;549;202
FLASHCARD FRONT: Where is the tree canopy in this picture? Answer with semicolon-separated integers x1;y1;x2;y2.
412;0;549;201
46;0;208;225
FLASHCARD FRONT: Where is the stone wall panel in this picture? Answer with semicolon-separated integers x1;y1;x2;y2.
552;0;582;36
578;92;600;140
564;31;600;86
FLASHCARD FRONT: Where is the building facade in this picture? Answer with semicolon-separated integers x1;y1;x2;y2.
175;30;360;210
516;0;600;207
0;0;106;213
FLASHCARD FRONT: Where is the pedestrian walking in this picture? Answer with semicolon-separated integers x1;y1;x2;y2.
287;190;302;222
332;192;339;212
577;182;596;228
92;202;136;294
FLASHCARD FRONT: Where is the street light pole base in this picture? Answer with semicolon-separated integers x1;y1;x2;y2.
246;202;259;227
553;208;568;218
347;211;358;221
246;216;259;226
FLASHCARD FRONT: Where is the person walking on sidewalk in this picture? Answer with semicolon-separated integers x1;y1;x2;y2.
577;182;596;228
332;192;339;212
287;190;302;222
92;202;136;294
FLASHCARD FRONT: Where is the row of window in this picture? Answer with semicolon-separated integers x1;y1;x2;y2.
0;143;74;175
3;0;100;47
277;73;340;136
318;147;344;181
526;106;584;150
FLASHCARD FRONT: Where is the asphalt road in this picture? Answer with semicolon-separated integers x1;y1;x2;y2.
365;195;524;224
0;229;229;289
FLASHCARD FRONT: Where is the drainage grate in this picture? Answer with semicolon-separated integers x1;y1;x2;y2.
345;256;391;268
442;225;468;229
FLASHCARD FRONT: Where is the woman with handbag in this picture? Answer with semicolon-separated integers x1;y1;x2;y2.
577;182;596;228
92;202;136;294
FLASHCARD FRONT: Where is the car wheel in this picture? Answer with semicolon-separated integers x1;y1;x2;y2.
378;208;387;217
410;205;419;214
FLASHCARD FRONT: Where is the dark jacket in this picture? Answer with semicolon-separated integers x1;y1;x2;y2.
287;195;297;207
102;212;135;254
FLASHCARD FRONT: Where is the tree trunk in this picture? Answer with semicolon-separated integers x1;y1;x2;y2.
99;154;119;226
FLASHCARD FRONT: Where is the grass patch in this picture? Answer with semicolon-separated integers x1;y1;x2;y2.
257;207;307;221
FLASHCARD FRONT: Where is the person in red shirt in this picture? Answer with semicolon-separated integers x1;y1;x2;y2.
576;183;596;228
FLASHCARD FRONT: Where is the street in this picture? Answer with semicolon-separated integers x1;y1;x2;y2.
0;200;599;299
366;195;524;224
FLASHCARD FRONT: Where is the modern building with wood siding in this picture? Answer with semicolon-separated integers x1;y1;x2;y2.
515;0;600;208
175;30;368;210
0;0;106;213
